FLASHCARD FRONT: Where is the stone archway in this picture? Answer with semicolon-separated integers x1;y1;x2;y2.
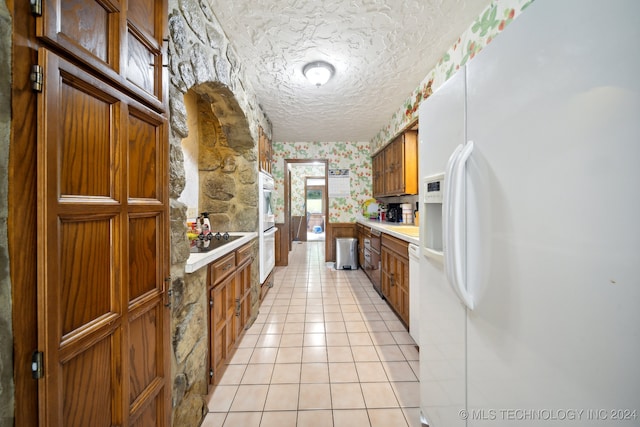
192;83;258;232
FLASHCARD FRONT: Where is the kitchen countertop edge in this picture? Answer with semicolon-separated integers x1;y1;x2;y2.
356;218;420;246
185;232;258;274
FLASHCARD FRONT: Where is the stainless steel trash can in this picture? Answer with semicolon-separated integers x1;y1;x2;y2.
335;237;358;270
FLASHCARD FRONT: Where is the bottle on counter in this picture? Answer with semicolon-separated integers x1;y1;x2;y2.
401;203;413;224
201;212;211;234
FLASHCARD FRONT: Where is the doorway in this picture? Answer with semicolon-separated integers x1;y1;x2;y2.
305;177;326;242
284;159;329;257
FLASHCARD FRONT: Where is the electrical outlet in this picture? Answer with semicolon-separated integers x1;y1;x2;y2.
186;207;197;219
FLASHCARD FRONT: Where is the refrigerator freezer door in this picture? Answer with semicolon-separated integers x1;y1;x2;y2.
465;0;640;421
418;67;467;426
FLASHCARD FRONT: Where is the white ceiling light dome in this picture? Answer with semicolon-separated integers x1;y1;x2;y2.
303;61;335;87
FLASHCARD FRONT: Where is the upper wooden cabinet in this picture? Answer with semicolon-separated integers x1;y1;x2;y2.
36;0;168;111
372;151;385;197
372;130;418;197
258;126;272;174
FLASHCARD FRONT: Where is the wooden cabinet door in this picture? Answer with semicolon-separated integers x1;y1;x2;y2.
375;131;418;197
381;234;410;326
258;126;272;174
210;282;228;385
37;49;169;427
37;0;167;111
236;259;252;334
401;131;419;196
394;138;405;194
395;256;410;325
372;152;384;197
381;247;392;301
383;141;395;195
225;275;237;356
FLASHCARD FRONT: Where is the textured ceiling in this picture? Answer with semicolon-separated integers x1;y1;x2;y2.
208;0;492;142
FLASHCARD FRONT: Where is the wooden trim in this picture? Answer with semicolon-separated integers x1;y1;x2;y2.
283;158;329;256
275;223;287;266
291;216;306;242
10;1;40;425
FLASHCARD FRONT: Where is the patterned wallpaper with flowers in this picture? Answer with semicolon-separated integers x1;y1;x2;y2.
271;141;372;223
371;0;534;153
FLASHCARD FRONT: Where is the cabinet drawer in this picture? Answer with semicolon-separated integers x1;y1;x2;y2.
210;252;236;286
381;233;409;258
236;242;254;266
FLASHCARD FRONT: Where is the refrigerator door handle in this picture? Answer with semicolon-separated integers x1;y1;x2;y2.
444;142;475;311
453;141;475;310
443;144;463;303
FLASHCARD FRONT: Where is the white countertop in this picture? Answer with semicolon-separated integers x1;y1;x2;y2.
185;232;258;273
356;217;420;246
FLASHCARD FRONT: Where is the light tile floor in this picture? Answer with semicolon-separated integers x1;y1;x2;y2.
203;241;420;427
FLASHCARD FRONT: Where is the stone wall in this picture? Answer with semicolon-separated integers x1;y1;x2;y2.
167;1;271;426
0;1;14;424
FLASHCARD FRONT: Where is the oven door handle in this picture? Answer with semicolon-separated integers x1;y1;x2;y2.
264;227;277;236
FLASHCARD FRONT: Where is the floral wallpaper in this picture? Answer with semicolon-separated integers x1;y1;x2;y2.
370;0;535;153
271;141;372;223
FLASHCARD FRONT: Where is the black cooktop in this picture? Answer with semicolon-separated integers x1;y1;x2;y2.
189;233;241;253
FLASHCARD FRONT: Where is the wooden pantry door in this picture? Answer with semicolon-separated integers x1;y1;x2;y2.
36;49;170;427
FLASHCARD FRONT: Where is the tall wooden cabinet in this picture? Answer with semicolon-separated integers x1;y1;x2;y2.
372;130;418;197
381;234;410;325
33;0;170;426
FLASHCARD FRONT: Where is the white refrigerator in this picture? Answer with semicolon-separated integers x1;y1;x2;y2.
418;0;640;426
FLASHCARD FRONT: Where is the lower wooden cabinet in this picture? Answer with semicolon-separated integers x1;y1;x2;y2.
208;241;254;385
381;234;410;325
236;243;253;335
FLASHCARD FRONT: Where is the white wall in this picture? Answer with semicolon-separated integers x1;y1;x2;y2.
178;90;200;219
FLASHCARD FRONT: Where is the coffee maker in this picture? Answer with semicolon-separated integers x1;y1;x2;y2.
385;203;402;222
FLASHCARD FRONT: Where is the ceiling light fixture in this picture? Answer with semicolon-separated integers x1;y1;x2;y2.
303;61;335;87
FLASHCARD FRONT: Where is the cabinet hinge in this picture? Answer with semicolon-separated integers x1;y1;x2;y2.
164;287;173;308
209;298;213;308
30;65;43;92
209;369;214;378
31;351;44;379
30;0;42;16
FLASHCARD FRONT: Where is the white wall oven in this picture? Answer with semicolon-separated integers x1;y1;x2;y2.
258;172;276;284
